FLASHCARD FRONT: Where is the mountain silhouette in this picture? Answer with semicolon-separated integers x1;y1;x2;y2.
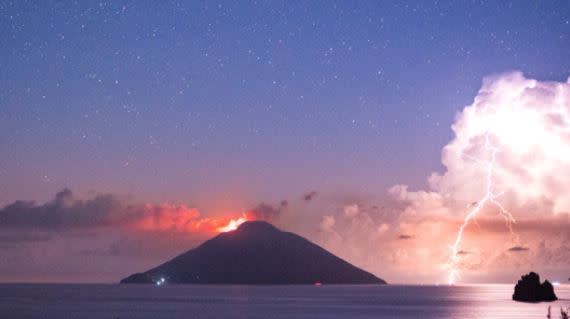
121;221;385;285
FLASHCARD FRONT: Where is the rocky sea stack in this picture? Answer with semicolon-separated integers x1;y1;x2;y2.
121;221;385;285
512;272;557;302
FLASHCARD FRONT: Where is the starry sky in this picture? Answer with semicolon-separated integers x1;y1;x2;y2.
1;1;569;283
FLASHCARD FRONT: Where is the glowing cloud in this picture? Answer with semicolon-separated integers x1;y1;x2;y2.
392;72;570;283
447;134;516;285
136;204;205;232
430;72;570;214
217;215;248;232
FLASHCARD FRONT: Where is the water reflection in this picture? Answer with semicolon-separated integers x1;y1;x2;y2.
1;283;568;318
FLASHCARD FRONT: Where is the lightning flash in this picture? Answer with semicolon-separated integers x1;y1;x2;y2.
447;133;517;285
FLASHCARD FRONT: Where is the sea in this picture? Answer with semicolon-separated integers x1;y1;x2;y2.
1;283;568;318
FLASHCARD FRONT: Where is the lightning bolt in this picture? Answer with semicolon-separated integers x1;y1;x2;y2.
447;133;517;285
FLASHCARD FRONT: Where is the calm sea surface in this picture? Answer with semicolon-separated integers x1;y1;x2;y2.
1;284;568;318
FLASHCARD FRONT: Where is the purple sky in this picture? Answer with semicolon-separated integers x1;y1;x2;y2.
1;1;569;283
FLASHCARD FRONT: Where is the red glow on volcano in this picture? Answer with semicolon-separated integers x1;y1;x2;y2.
133;204;253;234
217;215;248;232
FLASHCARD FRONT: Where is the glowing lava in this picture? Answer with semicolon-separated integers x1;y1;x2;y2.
217;216;248;232
447;133;516;285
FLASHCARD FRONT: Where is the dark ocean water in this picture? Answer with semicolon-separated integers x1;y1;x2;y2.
1;283;568;318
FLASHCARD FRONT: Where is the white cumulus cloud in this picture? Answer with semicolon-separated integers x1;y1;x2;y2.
426;71;570;215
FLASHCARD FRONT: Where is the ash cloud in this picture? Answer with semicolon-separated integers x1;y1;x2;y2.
302;191;318;201
0;189;127;231
247;200;288;222
0;189;224;235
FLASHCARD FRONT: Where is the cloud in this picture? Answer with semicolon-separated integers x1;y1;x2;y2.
310;72;570;284
343;204;359;217
0;189;234;235
383;72;570;282
303;191;318;201
428;71;570;214
246;201;288;222
0;189;324;247
0;189;125;231
319;215;336;232
134;204;221;233
377;223;389;234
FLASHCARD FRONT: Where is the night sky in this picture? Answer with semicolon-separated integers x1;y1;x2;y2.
1;1;569;283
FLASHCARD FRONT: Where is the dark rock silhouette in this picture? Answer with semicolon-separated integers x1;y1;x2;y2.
512;272;557;302
121;221;386;285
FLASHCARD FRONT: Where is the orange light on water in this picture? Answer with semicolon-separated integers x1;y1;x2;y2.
217;216;248;232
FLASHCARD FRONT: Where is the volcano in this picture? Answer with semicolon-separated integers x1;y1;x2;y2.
121;221;385;285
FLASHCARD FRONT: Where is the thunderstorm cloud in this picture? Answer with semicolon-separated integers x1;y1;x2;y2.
384;72;570;281
430;72;570;214
313;72;570;283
